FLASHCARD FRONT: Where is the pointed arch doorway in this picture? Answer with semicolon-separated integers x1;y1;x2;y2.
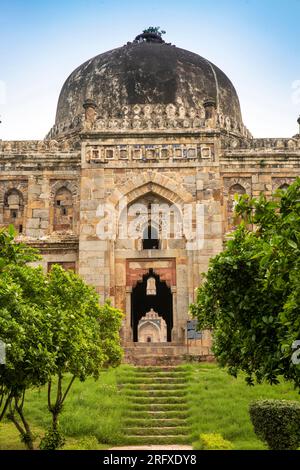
131;269;173;342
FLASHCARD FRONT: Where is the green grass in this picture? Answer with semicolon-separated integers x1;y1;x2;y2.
0;422;108;450
183;363;300;450
0;366;131;450
0;363;299;450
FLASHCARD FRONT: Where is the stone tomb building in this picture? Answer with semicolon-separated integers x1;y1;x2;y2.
1;32;299;363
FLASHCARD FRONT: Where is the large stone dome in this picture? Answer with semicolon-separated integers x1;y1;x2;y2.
51;32;245;137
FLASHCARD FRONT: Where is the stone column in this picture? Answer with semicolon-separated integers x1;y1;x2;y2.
171;286;178;342
26;174;49;238
83;99;97;131
203;98;217;127
175;257;189;345
125;287;133;342
78;154;109;301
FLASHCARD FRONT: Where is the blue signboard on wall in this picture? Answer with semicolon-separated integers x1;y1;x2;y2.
187;320;202;340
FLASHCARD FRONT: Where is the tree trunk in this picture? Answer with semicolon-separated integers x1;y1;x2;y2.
8;394;34;450
52;410;59;432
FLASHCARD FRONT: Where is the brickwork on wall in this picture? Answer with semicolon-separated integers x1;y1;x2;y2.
126;259;176;287
0;121;299;360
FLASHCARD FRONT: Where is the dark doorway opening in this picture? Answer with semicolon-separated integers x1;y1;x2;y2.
131;269;173;342
142;225;159;250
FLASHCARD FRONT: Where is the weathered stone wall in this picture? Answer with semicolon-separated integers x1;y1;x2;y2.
0;131;299;358
0;140;81;272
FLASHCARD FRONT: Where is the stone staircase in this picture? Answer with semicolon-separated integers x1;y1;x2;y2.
124;344;189;366
119;366;192;446
123;343;213;366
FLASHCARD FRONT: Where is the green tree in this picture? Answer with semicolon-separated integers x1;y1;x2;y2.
0;228;123;449
0;225;38;267
41;265;123;449
0;227;53;449
190;179;300;388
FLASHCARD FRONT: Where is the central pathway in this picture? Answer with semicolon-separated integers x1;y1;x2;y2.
116;366;192;447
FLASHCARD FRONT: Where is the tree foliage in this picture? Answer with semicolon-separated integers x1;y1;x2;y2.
0;228;51;447
190;179;300;388
43;265;123;444
0;227;123;449
143;26;166;37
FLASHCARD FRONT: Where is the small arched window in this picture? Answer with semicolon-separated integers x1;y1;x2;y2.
279;183;289;191
229;183;246;197
228;183;246;227
142;225;159;250
54;187;73;231
228;184;246;212
3;189;24;233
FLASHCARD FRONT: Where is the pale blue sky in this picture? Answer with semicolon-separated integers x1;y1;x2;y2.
0;0;299;140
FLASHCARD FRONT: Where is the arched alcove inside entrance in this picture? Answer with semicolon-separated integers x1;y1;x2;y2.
131;269;173;342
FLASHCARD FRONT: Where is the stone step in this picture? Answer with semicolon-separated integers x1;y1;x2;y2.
120;366;190;446
123;343;185;351
124;419;188;427
120;376;190;382
123;435;190;445
123;390;187;398
128;396;187;405
120;377;188;383
124;356;189;366
127;368;190;375
124;426;190;436
122;384;188;391
123;384;187;396
128;411;189;419
127;403;189;411
132;367;190;373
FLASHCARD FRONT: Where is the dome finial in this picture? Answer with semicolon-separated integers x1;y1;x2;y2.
135;26;166;44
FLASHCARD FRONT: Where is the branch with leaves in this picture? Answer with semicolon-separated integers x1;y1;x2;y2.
191;178;300;388
0;229;123;449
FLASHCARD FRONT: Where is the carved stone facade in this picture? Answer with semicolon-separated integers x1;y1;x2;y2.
1;33;299;363
138;309;167;343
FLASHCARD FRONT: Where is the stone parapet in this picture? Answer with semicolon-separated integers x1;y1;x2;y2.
48;103;252;140
222;136;300;153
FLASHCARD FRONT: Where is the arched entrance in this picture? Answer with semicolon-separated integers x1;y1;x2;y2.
131;269;173;342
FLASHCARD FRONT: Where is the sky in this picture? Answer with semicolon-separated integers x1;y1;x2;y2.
0;0;299;140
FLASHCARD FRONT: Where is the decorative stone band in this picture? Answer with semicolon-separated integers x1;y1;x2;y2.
47;103;252;140
0;140;79;154
85;143;214;163
47;114;84;140
222;136;300;152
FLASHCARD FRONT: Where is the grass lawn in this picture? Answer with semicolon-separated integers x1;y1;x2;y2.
184;363;299;449
0;366;129;450
0;363;299;450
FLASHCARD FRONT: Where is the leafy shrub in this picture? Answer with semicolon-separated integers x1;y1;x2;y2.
249;399;300;450
39;427;66;450
194;433;234;450
65;436;100;450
